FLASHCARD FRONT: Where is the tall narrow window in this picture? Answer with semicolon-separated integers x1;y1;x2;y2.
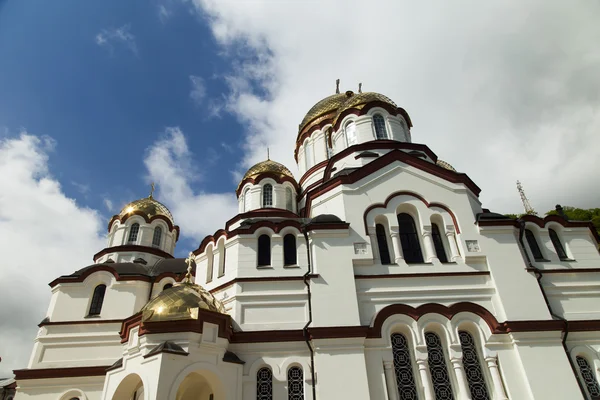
287;366;304;400
286;188;294;212
304;140;312;170
549;229;569;260
397;213;424;263
373;114;388;139
263;184;273;208
375;224;391;265
576;356;600;399
391;333;418;398
345;121;357;147
206;248;214;283
244;188;251;212
459;331;491;400
127;223;140;244
425;332;455;400
88;284;106;316
432;223;449;263
257;367;273;400
218;241;226;277
525;229;544;261
152;226;162;248
284;234;297;266
258;235;271;267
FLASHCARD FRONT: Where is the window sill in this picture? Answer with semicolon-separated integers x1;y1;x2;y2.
560;258;576;262
534;259;551;262
284;264;300;269
84;314;101;319
257;266;274;269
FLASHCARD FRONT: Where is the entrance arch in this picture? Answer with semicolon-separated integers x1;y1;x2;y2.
174;368;226;400
112;373;145;400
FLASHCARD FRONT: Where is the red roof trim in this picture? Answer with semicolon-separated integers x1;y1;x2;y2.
236;173;299;197
93;245;174;262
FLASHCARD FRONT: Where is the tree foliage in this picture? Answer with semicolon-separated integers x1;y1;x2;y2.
546;206;600;234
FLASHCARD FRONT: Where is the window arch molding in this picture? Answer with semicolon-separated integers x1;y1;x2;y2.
216;238;227;277
431;214;451;263
570;345;600;372
546;222;572;260
260;179;277;208
59;389;88;400
282;183;296;213
205;243;216;283
373;215;393;264
523;223;547;261
82;270;113;290
340;116;358;148
278;360;309;383
367;108;391;140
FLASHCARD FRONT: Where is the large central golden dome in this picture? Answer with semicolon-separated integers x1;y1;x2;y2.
238;159;295;189
119;195;174;225
299;92;350;134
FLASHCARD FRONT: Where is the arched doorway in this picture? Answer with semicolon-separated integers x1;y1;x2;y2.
112;373;144;400
176;369;225;400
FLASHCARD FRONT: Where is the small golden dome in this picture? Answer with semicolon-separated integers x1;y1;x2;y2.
299;92;351;135
141;282;226;322
436;159;457;172
119;196;174;225
238;159;295;191
332;92;397;127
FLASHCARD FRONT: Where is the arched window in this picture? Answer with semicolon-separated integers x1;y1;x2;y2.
287;366;304;400
576;356;600;398
152;226;162;248
263;184;273;208
549;228;569;260
258;235;271;267
525;229;544;261
304;141;312;170
284;234;297;266
397;213;424;263
286;187;294;212
345;121;357;147
459;331;491;400
373;114;388;139
391;333;418;398
244;188;251;212
375;224;391;265
127;223;140;244
163;283;173;291
218;241;226;277
257;367;273;400
425;332;455;400
206;247;214;283
432;223;449;263
88;284;107;316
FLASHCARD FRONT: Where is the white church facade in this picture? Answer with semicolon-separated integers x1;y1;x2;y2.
10;86;600;400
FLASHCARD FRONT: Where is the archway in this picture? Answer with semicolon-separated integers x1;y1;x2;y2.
176;369;225;400
112;373;144;400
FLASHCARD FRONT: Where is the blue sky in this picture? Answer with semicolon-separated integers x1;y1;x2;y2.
1;0;600;376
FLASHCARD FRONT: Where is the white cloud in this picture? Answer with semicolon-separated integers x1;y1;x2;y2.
189;75;207;106
103;198;114;212
188;0;600;214
95;24;138;56
144;127;238;239
0;132;105;377
158;4;172;23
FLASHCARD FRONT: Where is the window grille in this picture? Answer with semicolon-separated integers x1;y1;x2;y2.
577;356;600;399
263;184;273;207
257;367;273;400
345;122;357;147
258;235;271;266
287;366;304;400
432;224;449;263
88;284;107;316
152;226;162;247
525;229;544;260
244;188;251;212
397;213;424;263
284;234;297;265
373;114;388;139
286;188;294;212
425;332;455;400
459;331;491;400
376;224;392;265
549;229;569;260
391;333;418;399
128;223;140;243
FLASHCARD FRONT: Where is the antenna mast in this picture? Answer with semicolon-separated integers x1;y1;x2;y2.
516;180;536;215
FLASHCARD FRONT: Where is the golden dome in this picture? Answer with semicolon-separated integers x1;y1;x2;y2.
299;92;351;135
141;282;226;322
436;159;457;172
238;159;295;191
119;195;174;225
332;92;397;127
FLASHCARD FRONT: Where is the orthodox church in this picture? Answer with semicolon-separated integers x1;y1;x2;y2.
10;83;600;400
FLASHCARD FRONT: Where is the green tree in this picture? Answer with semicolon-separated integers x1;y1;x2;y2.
546;206;600;234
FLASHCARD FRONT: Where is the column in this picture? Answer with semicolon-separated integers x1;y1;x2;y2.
422;225;437;263
383;361;399;400
416;358;435;400
368;226;380;261
389;227;404;265
485;356;508;400
446;226;461;262
450;357;471;400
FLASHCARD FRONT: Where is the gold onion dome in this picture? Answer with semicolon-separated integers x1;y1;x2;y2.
119;195;175;225
238;159;295;191
299;92;351;134
141;282;226;322
332;92;397;127
436;159;457;172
